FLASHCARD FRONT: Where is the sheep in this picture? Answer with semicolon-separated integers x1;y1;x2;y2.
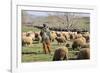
75;33;83;39
81;43;90;48
22;32;27;36
72;37;86;50
82;32;90;43
73;32;77;36
55;36;66;45
77;48;90;59
69;33;75;40
22;33;33;46
56;31;62;37
23;31;35;41
69;31;83;40
53;47;69;61
34;32;41;43
61;31;70;41
50;31;57;42
69;31;77;40
29;32;35;41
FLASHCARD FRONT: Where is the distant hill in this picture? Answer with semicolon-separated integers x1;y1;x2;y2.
22;11;90;31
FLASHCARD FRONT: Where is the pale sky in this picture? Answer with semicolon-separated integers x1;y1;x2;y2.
22;10;90;17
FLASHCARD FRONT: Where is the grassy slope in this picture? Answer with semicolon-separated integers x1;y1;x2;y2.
22;41;78;62
21;26;86;62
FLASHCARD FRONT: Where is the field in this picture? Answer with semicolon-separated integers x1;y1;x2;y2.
22;26;78;62
22;11;90;62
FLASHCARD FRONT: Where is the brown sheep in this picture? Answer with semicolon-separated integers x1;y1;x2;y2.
72;37;86;50
24;31;35;41
55;36;66;45
81;43;90;48
22;34;33;46
53;47;69;61
69;33;75;40
56;31;62;37
82;32;90;43
61;32;70;41
29;32;35;41
22;32;27;36
50;31;57;42
77;48;90;59
75;33;83;39
69;31;77;40
34;32;41;42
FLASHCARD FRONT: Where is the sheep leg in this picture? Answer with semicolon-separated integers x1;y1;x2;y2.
53;55;56;61
29;44;31;47
64;55;68;60
57;42;60;45
28;41;33;47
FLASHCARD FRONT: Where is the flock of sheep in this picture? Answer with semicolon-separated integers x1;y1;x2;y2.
22;29;90;61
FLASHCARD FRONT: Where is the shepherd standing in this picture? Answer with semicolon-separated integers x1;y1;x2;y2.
40;24;51;54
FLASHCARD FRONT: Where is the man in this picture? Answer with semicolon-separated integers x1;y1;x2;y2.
40;24;51;54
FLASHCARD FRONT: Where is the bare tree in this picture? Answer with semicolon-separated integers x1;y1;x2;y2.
63;12;76;29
